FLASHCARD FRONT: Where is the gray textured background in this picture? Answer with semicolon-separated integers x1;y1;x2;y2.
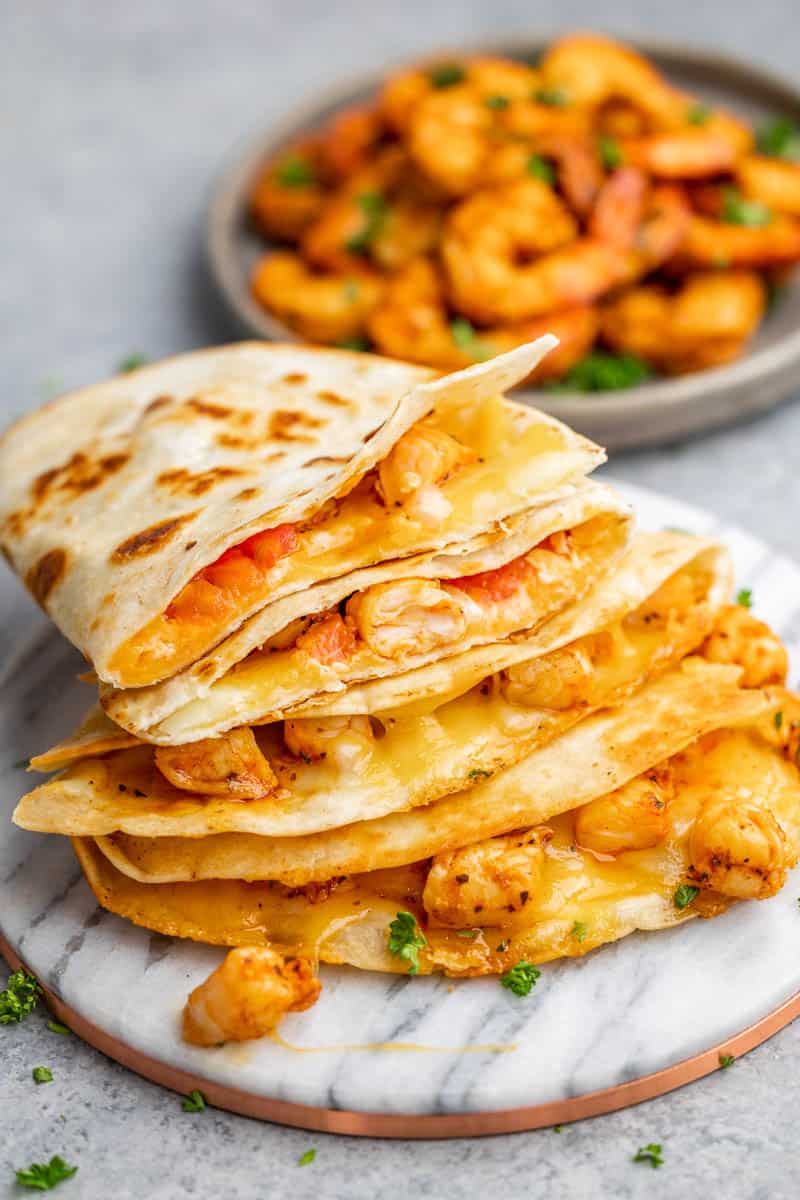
2;2;800;1196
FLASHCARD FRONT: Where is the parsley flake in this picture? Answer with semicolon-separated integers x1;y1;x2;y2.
345;192;388;255
181;1089;207;1112
527;154;555;183
553;1123;563;1132
449;317;492;361
571;920;588;943
534;87;570;107
718;1053;735;1068
757;117;800;161
32;1066;54;1084
15;1156;78;1191
276;157;316;188
117;353;148;373
14;758;29;768
500;961;541;997
633;1143;664;1169
298;1148;317;1167
598;134;622;169
544;351;653;392
336;334;371;352
457;929;479;939
775;711;784;730
46;1021;70;1036
484;94;510;111
736;587;753;608
0;970;41;1024
387;911;427;975
467;767;492;780
687;103;712;125
674;883;700;910
429;63;466;89
722;187;771;227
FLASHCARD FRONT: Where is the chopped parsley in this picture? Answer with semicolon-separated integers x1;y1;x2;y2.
181;1089;207;1112
15;1156;78;1190
429;63;466;89
632;1143;664;1169
449;317;492;361
500;961;541;997
0;970;41;1024
387;911;427;975
14;758;29;769
276;157;316;187
336;334;371;352
527;154;555;184
571;921;588;943
598;134;622;170
674;883;700;910
721;187;771;228
736;588;753;608
345;192;388;255
775;711;784;730
457;929;479;939
687;103;712;126
534;87;570;107
544;351;653;393
298;1148;317;1167
553;1124;563;1133
467;767;492;780
117;353;148;373
46;1021;70;1036
757;117;800;161
32;1067;53;1084
484;94;510;111
718;1053;735;1068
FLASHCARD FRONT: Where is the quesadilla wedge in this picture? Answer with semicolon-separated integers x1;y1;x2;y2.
102;481;631;742
18;533;730;842
72;691;800;976
0;339;603;689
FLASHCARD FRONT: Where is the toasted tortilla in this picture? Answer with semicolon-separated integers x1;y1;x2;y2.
0;338;602;689
103;481;631;742
74;716;800;975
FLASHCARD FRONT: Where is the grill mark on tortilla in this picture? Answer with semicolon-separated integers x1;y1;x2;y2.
26;548;67;606
316;390;352;408
305;456;350;467
263;451;287;464
236;487;261;501
185;398;256;426
111;515;195;562
144;395;173;414
281;372;307;385
31;452;130;503
156;466;246;496
268;410;326;443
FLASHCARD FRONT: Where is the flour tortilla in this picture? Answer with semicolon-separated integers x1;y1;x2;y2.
0;338;589;687
103;481;631;742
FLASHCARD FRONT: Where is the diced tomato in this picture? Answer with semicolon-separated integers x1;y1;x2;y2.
450;554;535;602
239;523;299;569
203;552;263;595
167;579;230;623
295;613;357;665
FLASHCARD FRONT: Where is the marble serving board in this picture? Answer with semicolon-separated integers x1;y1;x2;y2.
2;480;800;1135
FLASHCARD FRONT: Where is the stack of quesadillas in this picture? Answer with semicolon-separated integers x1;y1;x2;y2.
5;340;800;981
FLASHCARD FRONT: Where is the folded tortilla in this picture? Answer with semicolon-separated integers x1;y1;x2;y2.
73;706;800;976
17;533;729;843
0;338;602;689
102;480;631;742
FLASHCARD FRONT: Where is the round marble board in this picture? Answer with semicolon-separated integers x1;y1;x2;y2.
2;479;800;1138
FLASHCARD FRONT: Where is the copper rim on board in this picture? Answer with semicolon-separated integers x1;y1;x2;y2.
3;934;799;1138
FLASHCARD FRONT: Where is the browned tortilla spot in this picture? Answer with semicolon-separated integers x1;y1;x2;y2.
185;398;233;419
236;487;261;501
282;372;307;385
26;548;67;606
268;410;326;442
111;515;194;562
305;456;350;467
30;451;130;504
263;451;286;464
156;467;245;496
316;390;352;407
144;395;173;414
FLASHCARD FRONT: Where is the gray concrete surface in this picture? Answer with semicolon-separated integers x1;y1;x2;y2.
2;2;800;1196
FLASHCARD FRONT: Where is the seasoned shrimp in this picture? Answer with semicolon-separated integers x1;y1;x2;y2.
251;252;383;344
620;129;738;179
376;412;476;508
678;210;800;268
154;728;276;800
689;794;790;899
322;106;384;180
249;138;329;242
407;84;497;195
182;947;321;1046
575;766;674;854
737;155;800;216
501;633;614;710
295;611;358;665
284;715;375;770
422;828;552;928
701;605;788;687
346;579;467;659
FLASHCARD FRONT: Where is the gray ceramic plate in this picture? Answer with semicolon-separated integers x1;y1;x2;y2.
207;36;800;450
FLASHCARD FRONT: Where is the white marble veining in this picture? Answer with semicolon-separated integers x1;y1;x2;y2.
2;481;800;1119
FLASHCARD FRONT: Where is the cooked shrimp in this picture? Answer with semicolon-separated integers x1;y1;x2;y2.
251;252;383;344
154;728;277;800
346;578;467;659
678;210;800;268
737;155;800;216
688;794;790;899
620;129;738;179
701;605;788;687
182;947;321;1046
322;106;384;180
575;766;674;854
377;412;476;508
295;611;358;665
422;827;551;927
284;714;375;770
408;84;497;195
249;138;329;242
501;632;614;709
588;165;648;247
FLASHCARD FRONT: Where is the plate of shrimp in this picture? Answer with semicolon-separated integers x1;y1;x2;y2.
207;32;800;447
